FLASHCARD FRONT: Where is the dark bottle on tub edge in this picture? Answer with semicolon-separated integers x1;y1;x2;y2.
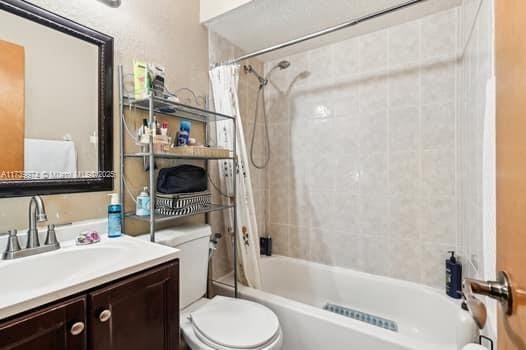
446;251;462;299
260;236;272;256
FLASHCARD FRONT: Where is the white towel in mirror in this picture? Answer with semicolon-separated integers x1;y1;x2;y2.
24;138;77;178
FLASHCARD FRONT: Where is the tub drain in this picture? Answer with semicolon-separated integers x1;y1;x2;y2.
323;303;398;332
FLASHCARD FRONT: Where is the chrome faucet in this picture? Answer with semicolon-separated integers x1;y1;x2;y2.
27;196;47;248
1;196;60;260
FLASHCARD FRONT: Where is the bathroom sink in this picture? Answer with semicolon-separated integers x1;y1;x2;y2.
0;235;179;320
0;246;127;297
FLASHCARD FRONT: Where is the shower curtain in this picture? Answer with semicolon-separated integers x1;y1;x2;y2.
209;64;262;289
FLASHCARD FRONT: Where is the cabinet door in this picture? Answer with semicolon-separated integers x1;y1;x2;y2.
88;261;179;350
0;296;87;350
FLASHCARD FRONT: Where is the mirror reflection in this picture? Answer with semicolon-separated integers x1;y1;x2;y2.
0;9;99;180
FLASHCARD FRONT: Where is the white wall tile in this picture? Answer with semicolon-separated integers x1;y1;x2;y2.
288;225;311;260
261;8;462;289
359;109;388;153
421;62;456;105
269;183;289;224
332;191;361;233
359;30;388;74
388;69;421;109
333;37;361;81
330;88;361;118
288;189;313;227
389;195;421;241
422;149;456;197
389;151;420;197
422;102;456;150
359;77;389;113
308;46;335;86
309;228;335;265
389;20;421;68
389;238;423;283
334;156;361;194
361;235;392;276
359;152;389;196
359;194;390;236
389;106;420;152
265;90;290;124
421;8;458;61
309;190;336;229
269;224;290;255
333;233;363;270
422;196;458;245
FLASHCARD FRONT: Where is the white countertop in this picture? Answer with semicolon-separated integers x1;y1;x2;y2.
0;234;179;320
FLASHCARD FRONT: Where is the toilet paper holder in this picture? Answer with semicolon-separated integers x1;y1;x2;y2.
462;271;513;329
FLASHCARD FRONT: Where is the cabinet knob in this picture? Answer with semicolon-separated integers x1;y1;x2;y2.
70;322;85;336
99;309;112;323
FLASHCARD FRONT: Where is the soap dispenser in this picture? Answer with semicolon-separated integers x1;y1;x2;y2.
136;187;151;217
445;251;462;299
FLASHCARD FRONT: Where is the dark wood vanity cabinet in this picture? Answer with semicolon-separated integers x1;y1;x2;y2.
0;260;179;350
88;261;179;350
0;296;87;350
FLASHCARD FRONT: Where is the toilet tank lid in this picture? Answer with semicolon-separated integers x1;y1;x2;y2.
138;224;211;247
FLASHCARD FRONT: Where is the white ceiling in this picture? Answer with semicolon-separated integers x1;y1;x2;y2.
204;0;462;62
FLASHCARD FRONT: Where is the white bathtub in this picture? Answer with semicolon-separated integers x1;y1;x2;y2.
216;255;478;350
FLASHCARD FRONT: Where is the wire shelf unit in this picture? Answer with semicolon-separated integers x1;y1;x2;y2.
125;204;235;223
124;152;234;161
123;96;234;123
118;66;238;297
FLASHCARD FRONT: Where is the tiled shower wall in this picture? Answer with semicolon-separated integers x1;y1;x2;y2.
262;8;462;288
208;3;493;290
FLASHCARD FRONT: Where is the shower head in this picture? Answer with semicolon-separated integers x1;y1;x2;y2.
277;60;291;70
265;60;291;80
244;60;291;88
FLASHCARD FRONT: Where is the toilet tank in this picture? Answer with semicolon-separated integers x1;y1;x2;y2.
142;224;211;309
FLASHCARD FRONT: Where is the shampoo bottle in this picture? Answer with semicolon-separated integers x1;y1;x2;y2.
108;193;122;238
176;120;191;146
445;251;462;299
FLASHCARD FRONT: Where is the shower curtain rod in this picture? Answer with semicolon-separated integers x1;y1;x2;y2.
213;0;429;67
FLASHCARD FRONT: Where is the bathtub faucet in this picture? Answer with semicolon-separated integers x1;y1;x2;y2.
462;271;513;329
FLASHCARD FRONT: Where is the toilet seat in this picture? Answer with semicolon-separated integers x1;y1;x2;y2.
182;296;282;350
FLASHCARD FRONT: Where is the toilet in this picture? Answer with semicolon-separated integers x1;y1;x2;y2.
141;224;283;350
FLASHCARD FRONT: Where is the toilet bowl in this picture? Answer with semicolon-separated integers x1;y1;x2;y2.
181;297;282;350
139;224;282;350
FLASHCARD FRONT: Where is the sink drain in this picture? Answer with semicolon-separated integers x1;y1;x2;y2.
323;303;398;332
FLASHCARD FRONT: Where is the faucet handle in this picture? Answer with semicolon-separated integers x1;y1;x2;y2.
44;224;60;248
462;271;513;330
3;230;22;259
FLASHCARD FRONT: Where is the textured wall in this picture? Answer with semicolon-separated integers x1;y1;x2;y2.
200;0;252;22
0;0;209;232
263;8;461;289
